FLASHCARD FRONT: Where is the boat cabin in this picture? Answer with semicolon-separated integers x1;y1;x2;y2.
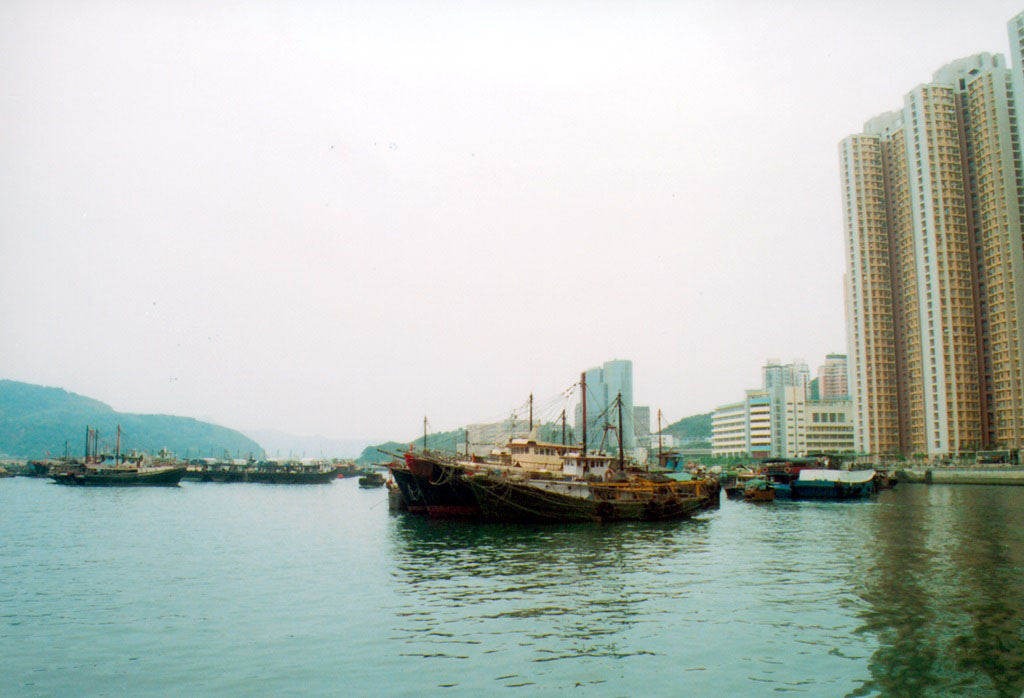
501;438;576;471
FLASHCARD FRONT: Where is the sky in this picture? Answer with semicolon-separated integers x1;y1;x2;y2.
3;0;1024;442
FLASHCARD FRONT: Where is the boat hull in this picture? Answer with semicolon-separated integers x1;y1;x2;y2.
394;454;480;518
465;474;702;523
51;466;186;487
744;487;775;502
244;469;337;484
358;473;385;488
790;481;875;499
387;464;429;514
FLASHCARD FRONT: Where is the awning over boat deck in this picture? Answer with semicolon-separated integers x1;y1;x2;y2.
796;469;876;484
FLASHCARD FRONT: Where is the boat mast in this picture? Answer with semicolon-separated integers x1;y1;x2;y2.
529;393;533;432
423;417;427;452
560;409;566;445
580;372;587;457
616;392;625;471
84;425;90;463
116;425;121;465
658;409;663;466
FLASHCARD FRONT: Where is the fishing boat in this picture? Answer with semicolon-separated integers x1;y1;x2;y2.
358;471;385;488
389;376;713;523
51;426;185;487
743;478;775;502
51;463;186;487
790;469;877;499
387;462;429;514
387;450;480;517
724;469;758;499
464;470;703;523
243;461;338;484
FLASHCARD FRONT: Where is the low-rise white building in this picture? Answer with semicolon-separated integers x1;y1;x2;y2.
712;390;772;458
712;358;855;459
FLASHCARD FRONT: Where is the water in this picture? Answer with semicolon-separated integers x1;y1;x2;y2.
3;478;1024;697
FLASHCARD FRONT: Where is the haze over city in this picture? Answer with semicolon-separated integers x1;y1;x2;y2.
4;0;1023;442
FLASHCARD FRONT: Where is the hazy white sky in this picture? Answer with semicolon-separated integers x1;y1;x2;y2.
3;0;1023;440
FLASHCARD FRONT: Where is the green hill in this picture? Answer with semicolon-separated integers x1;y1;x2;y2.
356;422;576;465
0;380;264;460
356;429;466;464
661;412;712;441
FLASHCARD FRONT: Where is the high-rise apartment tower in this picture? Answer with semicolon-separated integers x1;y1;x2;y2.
841;14;1024;457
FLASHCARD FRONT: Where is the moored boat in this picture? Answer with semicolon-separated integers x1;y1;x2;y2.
184;459;338;483
743;478;775;502
50;425;185;487
244;461;338;484
464;471;703;523
358;471;385;488
389;377;713;524
790;469;877;499
396;451;480;517
386;461;430;514
52;464;186;487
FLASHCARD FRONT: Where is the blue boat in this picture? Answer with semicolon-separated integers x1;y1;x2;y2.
790;469;876;499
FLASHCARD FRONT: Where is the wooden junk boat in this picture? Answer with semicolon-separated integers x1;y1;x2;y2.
387;375;710;523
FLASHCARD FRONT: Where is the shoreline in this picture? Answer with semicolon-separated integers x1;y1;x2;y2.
896;468;1024;486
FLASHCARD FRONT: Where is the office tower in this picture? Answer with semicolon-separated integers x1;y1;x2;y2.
817;354;849;399
633;406;651;448
841;26;1024;456
574;359;635;453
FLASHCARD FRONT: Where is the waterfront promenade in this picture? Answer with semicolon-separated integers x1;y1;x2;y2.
896;466;1024;486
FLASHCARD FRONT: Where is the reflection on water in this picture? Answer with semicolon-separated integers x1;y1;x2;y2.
853;486;1024;697
5;478;1024;695
387;515;711;688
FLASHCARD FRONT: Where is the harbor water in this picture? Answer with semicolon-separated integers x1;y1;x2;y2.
3;477;1024;696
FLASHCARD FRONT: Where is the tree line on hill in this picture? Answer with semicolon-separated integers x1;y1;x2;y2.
0;380;263;460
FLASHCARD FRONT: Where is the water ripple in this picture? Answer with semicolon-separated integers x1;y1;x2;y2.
3;479;1024;694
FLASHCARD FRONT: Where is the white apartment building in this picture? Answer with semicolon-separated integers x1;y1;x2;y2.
712;390;772;458
712;361;854;459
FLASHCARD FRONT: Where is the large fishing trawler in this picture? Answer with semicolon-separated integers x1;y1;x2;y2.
387;374;710;522
51;425;186;487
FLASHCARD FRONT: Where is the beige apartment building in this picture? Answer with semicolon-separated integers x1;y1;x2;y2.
841;13;1024;457
817;354;849;399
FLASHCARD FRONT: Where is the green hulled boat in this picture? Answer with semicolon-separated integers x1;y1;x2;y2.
51;465;186;487
50;424;185;487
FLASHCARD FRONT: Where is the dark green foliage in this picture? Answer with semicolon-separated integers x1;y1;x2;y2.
661;412;712;441
357;429;466;464
0;380;264;460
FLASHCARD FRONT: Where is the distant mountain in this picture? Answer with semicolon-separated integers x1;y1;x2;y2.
661;412;712;441
0;380;264;460
243;428;378;459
